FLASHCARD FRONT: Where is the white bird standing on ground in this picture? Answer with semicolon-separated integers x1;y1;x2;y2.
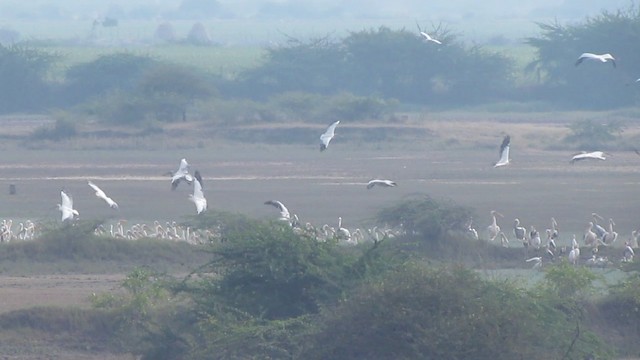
623;241;635;262
583;222;598;247
87;181;118;209
494;135;511;167
58;190;79;222
487;210;503;241
366;179;397;189
466;218;479;240
264;200;291;222
513;218;527;243
570;151;607;164
169;158;194;190
320;120;340;152
529;226;541;249
603;218;618;244
419;31;442;44
189;170;207;214
575;53;616;67
568;237;580;265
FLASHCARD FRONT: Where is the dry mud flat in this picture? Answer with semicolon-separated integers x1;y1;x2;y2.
0;274;125;314
0;274;131;360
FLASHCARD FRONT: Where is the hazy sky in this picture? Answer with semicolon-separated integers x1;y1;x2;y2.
0;0;631;44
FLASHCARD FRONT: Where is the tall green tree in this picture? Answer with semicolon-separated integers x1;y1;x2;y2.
0;44;55;113
526;6;640;108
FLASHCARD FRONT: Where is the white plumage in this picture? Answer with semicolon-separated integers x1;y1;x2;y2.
570;151;606;164
575;53;616;67
170;158;194;190
88;181;118;209
419;31;442;44
366;179;397;189
189;170;207;214
264;200;290;221
494;135;510;167
58;190;79;222
320;121;340;151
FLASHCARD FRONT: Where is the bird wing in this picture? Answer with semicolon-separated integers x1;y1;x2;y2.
494;135;510;167
88;181;107;199
320;121;340;150
366;180;379;189
178;158;189;174
191;176;207;214
194;170;204;189
265;200;290;219
61;190;73;209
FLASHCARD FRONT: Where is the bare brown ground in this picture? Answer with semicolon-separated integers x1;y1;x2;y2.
1;112;639;358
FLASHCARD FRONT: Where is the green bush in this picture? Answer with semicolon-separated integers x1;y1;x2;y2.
376;195;474;245
300;263;609;360
184;218;366;320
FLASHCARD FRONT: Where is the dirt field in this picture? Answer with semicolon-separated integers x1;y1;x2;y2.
0;114;639;358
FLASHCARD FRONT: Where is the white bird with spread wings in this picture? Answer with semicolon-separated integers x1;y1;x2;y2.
189;170;207;214
494;135;511;167
320;120;340;152
88;181;118;209
170;158;194;190
58;190;79;222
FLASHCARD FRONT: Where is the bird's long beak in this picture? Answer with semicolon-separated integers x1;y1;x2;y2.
592;213;604;220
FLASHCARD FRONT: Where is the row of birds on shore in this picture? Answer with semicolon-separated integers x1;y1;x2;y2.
475;210;636;268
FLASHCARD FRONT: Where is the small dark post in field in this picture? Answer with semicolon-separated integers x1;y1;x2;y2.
9;184;16;195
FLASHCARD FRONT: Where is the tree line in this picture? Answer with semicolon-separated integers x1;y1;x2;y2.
2;5;640;122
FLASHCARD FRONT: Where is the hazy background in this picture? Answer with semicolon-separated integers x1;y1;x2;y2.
0;0;630;44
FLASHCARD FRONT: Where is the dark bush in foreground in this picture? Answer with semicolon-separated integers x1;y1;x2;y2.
183;218;387;320
300;264;609;360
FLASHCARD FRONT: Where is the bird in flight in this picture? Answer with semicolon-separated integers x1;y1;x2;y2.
168;158;194;190
87;181;118;209
320;120;340;152
575;53;616;68
419;31;442;44
494;135;511;167
264;200;291;222
189;170;207;214
570;151;606;164
366;179;397;189
58;190;79;222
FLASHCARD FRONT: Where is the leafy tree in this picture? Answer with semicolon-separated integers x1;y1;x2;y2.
525;6;640;108
376;195;474;244
137;64;215;122
183;218;368;320
300;264;609;360
234;27;513;107
63;53;156;105
0;44;55;113
237;34;347;99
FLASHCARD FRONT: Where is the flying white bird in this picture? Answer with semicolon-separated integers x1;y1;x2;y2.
575;53;616;67
58;190;79;222
525;256;543;269
320;120;340;152
419;31;442;44
366;179;397;189
264;200;291;221
87;181;118;209
189;170;207;214
494;135;511;167
169;158;194;190
570;151;606;164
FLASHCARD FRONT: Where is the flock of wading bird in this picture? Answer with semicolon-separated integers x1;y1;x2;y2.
1;44;636;261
